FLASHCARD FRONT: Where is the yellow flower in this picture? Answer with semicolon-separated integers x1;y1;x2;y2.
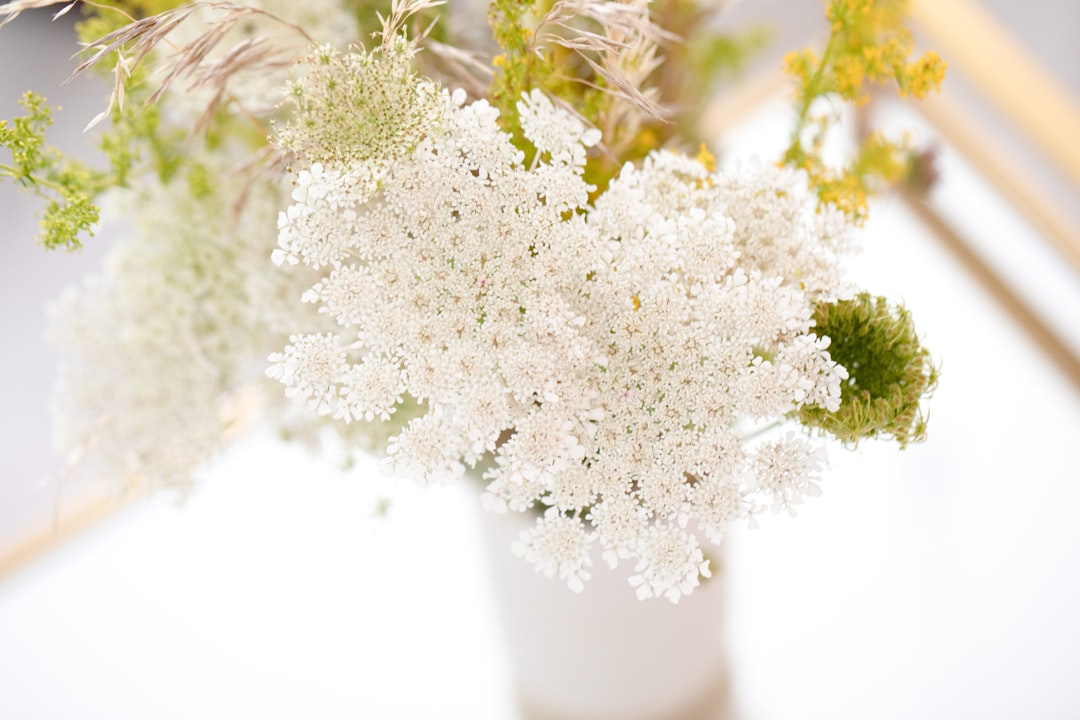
782;0;945;223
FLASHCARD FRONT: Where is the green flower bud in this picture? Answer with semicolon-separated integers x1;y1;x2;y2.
800;293;938;448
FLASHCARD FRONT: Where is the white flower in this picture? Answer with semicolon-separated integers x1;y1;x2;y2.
336;353;405;423
513;508;595;593
749;432;828;516
49;154;317;492
274;163;369;269
587;493;648;569
270;80;602;493
266;333;347;416
385;414;465;485
517;89;601;169
628;525;711;603
718;159;854;296
692;473;751;545
267;45;864;600
497;411;588;494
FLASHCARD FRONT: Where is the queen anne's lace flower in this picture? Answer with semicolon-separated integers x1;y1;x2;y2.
266;333;347;415
269;45;863;600
629;525;711;603
44;0;366;493
750;432;828;515
386;413;466;485
517;89;601;168
49;159;321;492
513;508;595;593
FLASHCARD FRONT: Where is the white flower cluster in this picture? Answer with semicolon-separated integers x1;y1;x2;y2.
269;56;855;601
49;156;323;492
46;2;366;492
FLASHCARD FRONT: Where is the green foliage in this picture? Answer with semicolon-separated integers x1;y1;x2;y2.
486;0;554;166
0;92;102;251
186;160;216;200
2;2;270;251
99;100;186;186
799;293;938;448
582;1;770;196
0;80;198;252
487;0;770;196
782;0;946;223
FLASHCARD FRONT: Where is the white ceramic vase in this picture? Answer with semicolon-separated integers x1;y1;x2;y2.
478;506;731;720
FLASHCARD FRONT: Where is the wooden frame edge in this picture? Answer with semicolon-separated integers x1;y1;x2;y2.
0;494;134;583
909;0;1080;192
915;93;1080;275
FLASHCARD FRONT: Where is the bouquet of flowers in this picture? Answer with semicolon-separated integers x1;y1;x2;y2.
1;0;941;602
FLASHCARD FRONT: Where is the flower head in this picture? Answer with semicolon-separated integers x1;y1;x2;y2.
268;54;869;599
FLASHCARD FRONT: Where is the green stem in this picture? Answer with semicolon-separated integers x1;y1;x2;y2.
788;35;836;151
739;419;784;443
0;163;68;194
